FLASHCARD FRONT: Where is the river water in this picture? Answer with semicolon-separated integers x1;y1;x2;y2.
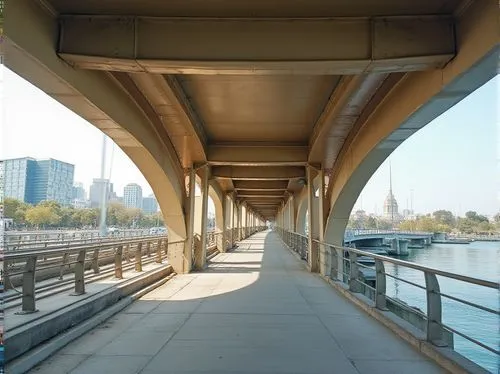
382;241;499;373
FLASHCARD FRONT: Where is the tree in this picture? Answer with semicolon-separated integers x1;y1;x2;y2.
465;211;488;223
80;209;99;227
59;206;76;227
3;198;30;225
433;210;455;226
365;216;378;229
25;205;61;228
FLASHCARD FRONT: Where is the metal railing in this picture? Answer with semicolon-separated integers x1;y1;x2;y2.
344;229;433;238
4;233;166;252
4;226;267;314
3;235;171;314
5;228;151;245
276;229;499;363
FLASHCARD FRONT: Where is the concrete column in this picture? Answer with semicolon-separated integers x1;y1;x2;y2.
225;195;233;250
194;166;209;270
185;168;196;271
217;194;227;252
307;166;319;272
317;169;328;276
168;169;194;274
232;197;238;244
237;202;242;240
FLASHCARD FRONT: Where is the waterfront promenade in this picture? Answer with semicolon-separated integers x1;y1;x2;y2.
29;231;444;374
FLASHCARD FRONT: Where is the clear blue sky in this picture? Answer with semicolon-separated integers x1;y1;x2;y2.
0;65;498;217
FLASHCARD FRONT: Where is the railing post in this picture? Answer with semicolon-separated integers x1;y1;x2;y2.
349;252;361;292
59;252;69;280
375;259;388;310
125;244;131;263
329;246;336;279
115;245;123;279
18;256;38;314
146;241;151;257
424;271;446;346
156;239;163;263
135;242;143;272
91;249;100;274
72;250;86;295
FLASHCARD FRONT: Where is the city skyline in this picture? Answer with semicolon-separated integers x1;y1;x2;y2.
1;66;499;217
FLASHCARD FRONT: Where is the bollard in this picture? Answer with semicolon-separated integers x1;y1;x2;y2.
156;239;162;263
135;242;143;272
91;249;100;274
115;245;123;279
18;256;38;314
425;272;446;346
72;250;86;295
375;259;388;310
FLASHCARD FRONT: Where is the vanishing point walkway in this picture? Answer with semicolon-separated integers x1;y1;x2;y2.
29;231;445;374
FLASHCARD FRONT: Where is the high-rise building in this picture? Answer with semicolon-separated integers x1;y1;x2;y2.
32;159;75;205
89;178;114;208
1;157;37;203
72;182;86;200
123;183;143;209
0;160;4;203
142;195;158;214
1;157;74;206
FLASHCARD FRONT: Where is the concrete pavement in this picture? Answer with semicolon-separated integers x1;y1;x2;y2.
28;231;446;374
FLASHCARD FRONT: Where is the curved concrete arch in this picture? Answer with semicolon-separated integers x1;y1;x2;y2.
295;189;308;235
325;2;498;245
4;0;189;240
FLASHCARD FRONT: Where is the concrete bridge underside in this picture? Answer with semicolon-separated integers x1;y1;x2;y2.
4;0;498;275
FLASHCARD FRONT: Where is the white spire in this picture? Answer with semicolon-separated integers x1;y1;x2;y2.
389;161;393;195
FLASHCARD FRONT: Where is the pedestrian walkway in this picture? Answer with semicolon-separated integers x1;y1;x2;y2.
29;231;445;374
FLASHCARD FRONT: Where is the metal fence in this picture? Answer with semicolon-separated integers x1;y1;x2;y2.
3;226;268;314
276;228;499;362
3;235;171;314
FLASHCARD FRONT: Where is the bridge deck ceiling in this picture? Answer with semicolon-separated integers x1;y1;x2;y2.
13;0;491;220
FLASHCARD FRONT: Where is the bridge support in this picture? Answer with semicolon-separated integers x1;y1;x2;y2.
307;166;319;272
194;166;210;270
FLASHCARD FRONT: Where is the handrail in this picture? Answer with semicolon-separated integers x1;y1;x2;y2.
313;238;498;288
2;235;174;314
4;235;169;260
344;229;433;237
275;228;499;368
4;234;169;254
2;226;267;315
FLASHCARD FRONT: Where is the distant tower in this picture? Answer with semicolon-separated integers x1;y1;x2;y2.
383;163;399;224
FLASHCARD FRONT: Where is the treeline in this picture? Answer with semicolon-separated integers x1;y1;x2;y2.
348;209;500;234
3;198;164;229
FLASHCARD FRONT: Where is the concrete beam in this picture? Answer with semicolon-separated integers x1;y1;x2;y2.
234;180;289;191
58;16;455;75
238;192;285;198
212;166;305;180
208;144;308;166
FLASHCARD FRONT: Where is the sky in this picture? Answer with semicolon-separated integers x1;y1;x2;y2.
0;66;498;217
